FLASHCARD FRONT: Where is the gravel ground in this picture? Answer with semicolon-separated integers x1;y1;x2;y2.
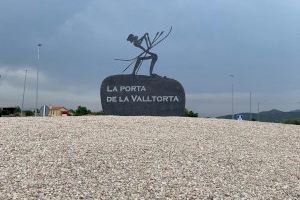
0;116;299;199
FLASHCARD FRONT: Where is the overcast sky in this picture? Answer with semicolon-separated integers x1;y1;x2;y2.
0;0;300;117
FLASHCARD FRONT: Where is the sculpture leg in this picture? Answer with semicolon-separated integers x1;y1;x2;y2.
149;53;158;76
132;59;141;75
132;55;157;75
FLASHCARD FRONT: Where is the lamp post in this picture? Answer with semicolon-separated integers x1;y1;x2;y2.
249;92;252;121
21;69;28;116
257;102;260;122
229;74;234;119
35;43;42;117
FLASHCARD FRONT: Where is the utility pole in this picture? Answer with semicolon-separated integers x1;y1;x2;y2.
257;102;260;122
35;43;42;117
229;74;234;119
21;69;28;116
249;92;252;121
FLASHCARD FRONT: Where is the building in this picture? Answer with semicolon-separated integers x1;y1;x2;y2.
40;105;50;117
48;106;70;117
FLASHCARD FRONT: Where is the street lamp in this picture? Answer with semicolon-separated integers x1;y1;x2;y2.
21;69;28;116
249;92;252;121
229;74;234;119
35;43;42;117
257;102;260;122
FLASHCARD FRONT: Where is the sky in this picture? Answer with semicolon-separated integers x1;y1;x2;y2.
0;0;300;117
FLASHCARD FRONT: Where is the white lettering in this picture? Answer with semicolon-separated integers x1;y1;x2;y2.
130;95;180;103
157;96;163;102
137;96;142;102
143;96;152;102
107;86;118;92
107;86;112;92
119;96;129;102
152;96;157;102
120;85;147;92
131;95;137;102
107;96;117;103
173;96;179;102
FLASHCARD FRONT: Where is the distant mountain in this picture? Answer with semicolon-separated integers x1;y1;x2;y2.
218;109;300;123
291;109;300;113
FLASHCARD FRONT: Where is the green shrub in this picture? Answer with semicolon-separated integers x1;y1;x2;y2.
284;119;300;125
184;108;198;117
74;106;91;116
24;110;34;116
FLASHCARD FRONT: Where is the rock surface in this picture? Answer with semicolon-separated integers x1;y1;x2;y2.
101;74;185;116
0;116;300;199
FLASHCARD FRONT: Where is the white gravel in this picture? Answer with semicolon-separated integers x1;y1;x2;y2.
0;116;299;199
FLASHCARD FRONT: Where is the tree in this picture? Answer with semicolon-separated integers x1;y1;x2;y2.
24;110;34;116
184;108;198;117
74;106;91;116
15;106;21;114
284;119;300;125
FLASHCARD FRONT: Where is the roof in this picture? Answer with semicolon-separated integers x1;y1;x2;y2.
49;105;69;111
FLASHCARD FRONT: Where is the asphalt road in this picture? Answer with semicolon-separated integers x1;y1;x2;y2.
0;116;299;199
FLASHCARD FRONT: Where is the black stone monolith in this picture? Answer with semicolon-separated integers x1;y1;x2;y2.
100;74;185;116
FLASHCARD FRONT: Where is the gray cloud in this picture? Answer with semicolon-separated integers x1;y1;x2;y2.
1;0;300;116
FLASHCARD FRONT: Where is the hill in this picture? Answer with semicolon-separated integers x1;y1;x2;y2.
0;116;299;199
218;109;300;123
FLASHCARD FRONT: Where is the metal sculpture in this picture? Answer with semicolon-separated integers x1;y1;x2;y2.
116;27;172;76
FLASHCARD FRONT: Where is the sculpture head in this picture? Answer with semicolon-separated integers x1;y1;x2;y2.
127;34;136;43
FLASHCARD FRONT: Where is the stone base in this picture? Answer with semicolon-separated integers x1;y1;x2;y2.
100;74;185;116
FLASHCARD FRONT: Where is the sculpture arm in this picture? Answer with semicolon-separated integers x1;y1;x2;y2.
136;33;150;48
145;33;152;47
